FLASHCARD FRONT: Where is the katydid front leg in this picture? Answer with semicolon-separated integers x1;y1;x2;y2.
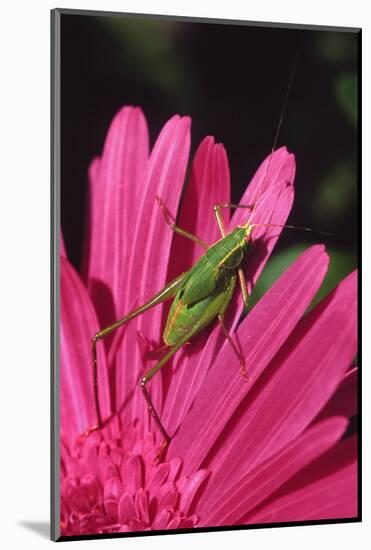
156;195;208;250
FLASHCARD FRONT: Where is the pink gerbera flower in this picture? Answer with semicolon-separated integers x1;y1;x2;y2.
59;107;358;537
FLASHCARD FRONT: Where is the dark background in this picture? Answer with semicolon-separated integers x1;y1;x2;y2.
60;13;358;305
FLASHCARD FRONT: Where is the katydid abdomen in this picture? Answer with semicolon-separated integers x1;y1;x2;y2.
163;273;237;346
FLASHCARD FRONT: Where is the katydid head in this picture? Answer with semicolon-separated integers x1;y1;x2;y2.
242;223;254;244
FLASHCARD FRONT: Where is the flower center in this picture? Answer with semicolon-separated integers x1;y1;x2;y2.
60;419;208;535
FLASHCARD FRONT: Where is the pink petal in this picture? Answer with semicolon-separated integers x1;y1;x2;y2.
168;458;182;482
141;431;157;461
98;455;118;484
316;367;358;421
80;474;103;506
235;146;295;215
111;447;124;469
60;496;70;530
178;469;211;515
146;462;170;494
81;156;100;279
201;416;347;524
84;107;149;335
200;270;357;504
251;464;357;523
231;146;296;289
115;115;191;429
60;230;67;258
84;440;100;478
166;514;182;530
152;508;172;530
163;150;295;437
168;245;328;473
62;476;86;514
121;454;143;495
104;499;118;521
251;270;357;464
157;483;179;510
168;136;231;277
118;492;136;524
60;256;111;439
247;436;358;523
63;474;103;516
135;488;150;524
104;476;122;502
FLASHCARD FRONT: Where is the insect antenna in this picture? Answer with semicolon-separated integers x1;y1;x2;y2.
245;50;299;229
250;222;331;237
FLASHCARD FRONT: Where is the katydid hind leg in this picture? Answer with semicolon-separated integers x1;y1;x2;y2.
140;327;202;457
218;314;249;382
84;272;187;436
218;274;249;381
238;268;250;312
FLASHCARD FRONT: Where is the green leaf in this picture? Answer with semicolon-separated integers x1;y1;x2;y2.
336;73;357;127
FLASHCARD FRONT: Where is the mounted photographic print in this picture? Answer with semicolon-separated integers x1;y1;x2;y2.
51;8;361;542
